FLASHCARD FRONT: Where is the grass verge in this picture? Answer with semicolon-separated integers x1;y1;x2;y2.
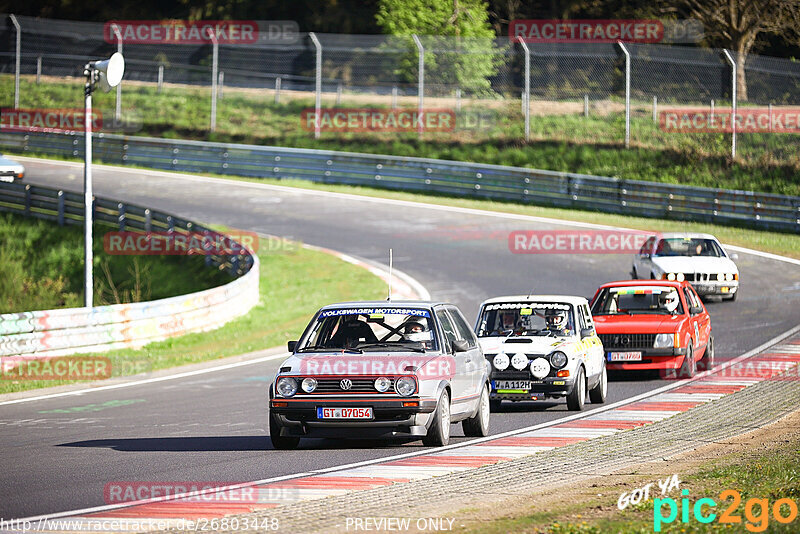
2;75;798;195
0;236;387;394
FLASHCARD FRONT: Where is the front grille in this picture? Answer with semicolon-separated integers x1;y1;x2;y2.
599;333;657;350
306;377;394;393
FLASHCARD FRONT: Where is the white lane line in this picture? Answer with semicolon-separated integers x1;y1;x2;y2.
18;156;800;266
0;353;289;407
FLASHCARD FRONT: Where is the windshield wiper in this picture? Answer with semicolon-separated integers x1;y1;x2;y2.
358;342;426;353
299;345;362;353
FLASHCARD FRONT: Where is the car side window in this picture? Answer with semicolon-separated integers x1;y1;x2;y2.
446;307;478;348
683;288;700;313
576;306;587;331
580;304;594;330
689;287;704;312
435;309;458;352
640;236;655;256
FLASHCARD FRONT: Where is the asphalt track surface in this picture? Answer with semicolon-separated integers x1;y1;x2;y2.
2;158;799;519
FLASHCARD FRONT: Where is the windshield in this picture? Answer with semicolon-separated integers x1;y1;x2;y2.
654;238;724;258
297;307;438;352
476;302;575;338
591;286;684;315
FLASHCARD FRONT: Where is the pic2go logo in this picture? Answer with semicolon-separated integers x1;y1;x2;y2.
654;489;799;532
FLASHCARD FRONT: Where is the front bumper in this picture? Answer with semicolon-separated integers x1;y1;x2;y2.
606;347;687;371
489;373;575;401
691;280;738;296
270;397;437;438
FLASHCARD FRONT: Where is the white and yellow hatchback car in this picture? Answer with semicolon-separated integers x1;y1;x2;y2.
475;295;606;411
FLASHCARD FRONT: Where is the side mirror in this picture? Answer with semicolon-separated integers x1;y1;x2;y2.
730;253;739;261
287;341;297;352
452;339;470;352
689;306;702;315
580;327;594;338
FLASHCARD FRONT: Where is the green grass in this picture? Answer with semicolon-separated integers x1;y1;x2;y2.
0;236;387;394
456;431;800;533
2;75;798;195
0;211;229;313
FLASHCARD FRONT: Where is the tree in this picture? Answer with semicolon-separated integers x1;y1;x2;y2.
376;0;501;95
675;0;800;100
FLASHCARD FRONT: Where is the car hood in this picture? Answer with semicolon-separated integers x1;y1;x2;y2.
652;255;738;273
278;351;455;379
593;314;684;333
478;336;570;355
0;155;24;171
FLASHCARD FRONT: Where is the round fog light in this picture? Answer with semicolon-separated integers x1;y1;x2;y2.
530;357;551;380
374;377;391;392
493;353;510;371
511;353;528;370
301;377;317;393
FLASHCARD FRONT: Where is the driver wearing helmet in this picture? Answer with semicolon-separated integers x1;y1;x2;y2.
544;308;570;335
659;291;680;313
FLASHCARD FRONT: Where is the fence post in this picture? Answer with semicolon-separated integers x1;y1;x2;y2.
455;88;461;112
36;56;42;84
652;96;657;122
617;41;631;149
769;103;773;132
309;32;322;139
24;184;30;214
336;82;342;105
157;65;164;93
144;208;152;232
118;202;126;231
57;190;65;226
721;49;737;159
110;24;123;122
206;27;219;132
219;71;224;99
412;35;424;138
9;15;21;109
392;86;398;109
584;94;589;118
275;77;281;104
517;37;530;141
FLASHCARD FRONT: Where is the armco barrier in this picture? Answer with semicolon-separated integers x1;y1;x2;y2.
1;130;798;232
0;181;259;359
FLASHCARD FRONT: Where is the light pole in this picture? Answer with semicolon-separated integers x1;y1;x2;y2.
82;52;125;308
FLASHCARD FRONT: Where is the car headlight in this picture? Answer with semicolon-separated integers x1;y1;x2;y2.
301;377;317;393
654;333;674;348
666;273;676;281
493;352;510;371
676;273;685;282
511;353;528;370
727;273;735;281
530;357;551;379
374;377;391;393
717;272;725;282
394;376;416;396
549;351;568;369
277;377;298;397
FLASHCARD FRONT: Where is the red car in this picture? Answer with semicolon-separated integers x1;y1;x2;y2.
589;280;713;378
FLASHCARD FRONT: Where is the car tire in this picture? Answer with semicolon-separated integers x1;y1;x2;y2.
678;342;696;379
489;399;503;412
463;384;490;437
566;367;586;411
631;267;638;279
588;362;608;404
698;336;715;372
422;390;451;447
269;411;299;450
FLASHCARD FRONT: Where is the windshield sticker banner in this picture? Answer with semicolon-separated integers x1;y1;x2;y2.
319;308;431;318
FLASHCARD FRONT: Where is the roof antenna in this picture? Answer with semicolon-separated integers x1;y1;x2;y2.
387;248;393;301
527;288;535;299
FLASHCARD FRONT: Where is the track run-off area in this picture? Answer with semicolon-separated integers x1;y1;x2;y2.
2;157;799;522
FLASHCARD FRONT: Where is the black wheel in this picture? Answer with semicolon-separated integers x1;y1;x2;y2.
489;399;503;412
678;342;696;379
698;336;715;372
631;267;638;279
566;367;586;411
588;362;608;404
650;273;656;280
269;411;299;450
422;390;451;446
463;385;490;437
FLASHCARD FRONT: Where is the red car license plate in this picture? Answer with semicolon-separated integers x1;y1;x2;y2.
317;407;373;419
609;351;642;362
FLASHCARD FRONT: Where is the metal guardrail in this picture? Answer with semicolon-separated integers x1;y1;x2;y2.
0;180;259;358
1;130;798;231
